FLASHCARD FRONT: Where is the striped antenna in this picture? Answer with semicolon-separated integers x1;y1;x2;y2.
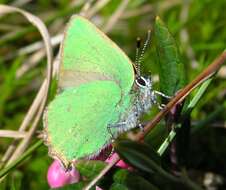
135;37;141;76
137;30;151;74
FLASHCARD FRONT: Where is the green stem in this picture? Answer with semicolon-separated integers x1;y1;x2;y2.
157;78;213;156
157;129;177;156
186;78;212;112
0;140;43;178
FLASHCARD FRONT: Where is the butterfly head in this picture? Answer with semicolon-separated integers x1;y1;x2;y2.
133;30;152;91
135;75;152;90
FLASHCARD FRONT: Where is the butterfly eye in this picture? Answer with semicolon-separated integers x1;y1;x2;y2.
135;76;147;87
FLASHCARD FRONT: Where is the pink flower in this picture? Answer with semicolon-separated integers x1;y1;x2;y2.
105;153;133;170
47;160;80;188
96;186;103;190
47;152;132;188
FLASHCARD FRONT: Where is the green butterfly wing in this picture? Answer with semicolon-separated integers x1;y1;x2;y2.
59;15;135;96
44;80;132;167
44;15;136;167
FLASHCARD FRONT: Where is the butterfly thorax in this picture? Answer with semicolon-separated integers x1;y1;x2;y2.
136;76;154;113
114;76;154;134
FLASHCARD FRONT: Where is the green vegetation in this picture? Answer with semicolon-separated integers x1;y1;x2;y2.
0;0;225;189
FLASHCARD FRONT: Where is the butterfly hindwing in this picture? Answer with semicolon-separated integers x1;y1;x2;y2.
44;80;133;167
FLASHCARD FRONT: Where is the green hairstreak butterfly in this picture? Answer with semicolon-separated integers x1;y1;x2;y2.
43;15;158;169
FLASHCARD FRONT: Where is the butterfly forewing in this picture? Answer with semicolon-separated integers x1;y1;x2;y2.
59;15;135;95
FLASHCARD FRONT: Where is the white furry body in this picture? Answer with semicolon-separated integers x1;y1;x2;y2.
109;77;156;134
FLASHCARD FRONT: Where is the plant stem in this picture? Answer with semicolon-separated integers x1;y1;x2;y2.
157;129;177;156
86;50;226;189
0;140;42;179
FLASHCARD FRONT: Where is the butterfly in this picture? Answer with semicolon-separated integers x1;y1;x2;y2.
43;15;162;169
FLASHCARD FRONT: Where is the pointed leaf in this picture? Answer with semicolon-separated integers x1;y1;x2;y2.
115;140;161;174
110;183;128;190
75;160;106;180
113;170;160;190
155;16;186;96
50;181;86;190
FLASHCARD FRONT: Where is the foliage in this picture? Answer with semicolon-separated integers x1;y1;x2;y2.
0;0;225;189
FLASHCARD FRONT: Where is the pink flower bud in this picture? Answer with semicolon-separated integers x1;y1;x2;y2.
96;186;103;190
47;160;80;188
105;153;132;170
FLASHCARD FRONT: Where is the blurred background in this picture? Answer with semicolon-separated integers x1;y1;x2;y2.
0;0;225;189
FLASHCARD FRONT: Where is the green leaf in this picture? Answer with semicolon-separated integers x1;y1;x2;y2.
125;175;159;190
114;140;192;188
185;78;212;113
75;160;106;180
9;171;23;190
113;169;129;184
115;140;161;174
0;140;43;178
144;123;168;151
110;183;128;190
0;57;22;118
113;170;159;190
155;16;186;96
50;181;86;190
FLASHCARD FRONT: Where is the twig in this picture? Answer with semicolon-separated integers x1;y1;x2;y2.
121;5;153;19
103;0;130;33
0;5;53;168
16;49;45;78
0;23;21;32
15;34;62;78
135;51;226;141
0;140;42;178
70;0;85;7
18;34;62;58
85;51;226;189
7;96;47;164
0;130;27;138
86;0;111;18
84;154;120;190
3;0;117;62
121;0;181;19
1;79;46;164
0;4;78;46
1;0;112;171
179;0;198;68
158;0;181;12
4;33;62;61
11;0;32;7
79;0;95;17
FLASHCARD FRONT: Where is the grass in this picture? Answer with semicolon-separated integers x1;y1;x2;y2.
0;0;225;189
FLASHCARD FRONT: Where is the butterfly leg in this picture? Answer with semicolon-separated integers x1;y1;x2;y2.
154;90;171;99
107;125;115;140
138;123;145;132
107;122;128;140
153;90;172;110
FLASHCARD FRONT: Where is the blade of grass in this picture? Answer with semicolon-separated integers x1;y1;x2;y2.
0;140;42;178
0;4;52;169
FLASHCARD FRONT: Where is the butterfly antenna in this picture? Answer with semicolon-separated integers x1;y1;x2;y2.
137;30;151;74
135;37;141;77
